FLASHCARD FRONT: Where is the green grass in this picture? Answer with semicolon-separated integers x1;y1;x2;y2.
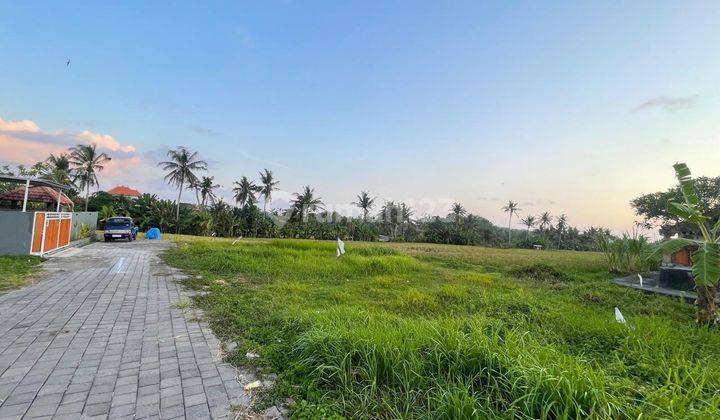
162;237;720;419
0;255;42;293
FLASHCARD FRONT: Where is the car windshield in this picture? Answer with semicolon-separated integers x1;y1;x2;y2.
106;219;131;228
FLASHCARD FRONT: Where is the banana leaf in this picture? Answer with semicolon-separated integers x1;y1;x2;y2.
691;242;720;286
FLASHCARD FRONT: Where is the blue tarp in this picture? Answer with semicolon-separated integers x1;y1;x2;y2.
145;228;161;240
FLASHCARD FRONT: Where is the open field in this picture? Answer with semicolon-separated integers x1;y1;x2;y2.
0;255;42;293
162;236;720;419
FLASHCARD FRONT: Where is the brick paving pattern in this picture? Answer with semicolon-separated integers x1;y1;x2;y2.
0;241;246;419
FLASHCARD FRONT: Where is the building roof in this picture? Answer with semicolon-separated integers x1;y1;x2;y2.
0;185;73;205
107;185;141;197
0;175;71;190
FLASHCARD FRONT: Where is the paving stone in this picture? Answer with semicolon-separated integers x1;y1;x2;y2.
0;241;244;419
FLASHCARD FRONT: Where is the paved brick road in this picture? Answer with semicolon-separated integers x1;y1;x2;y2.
0;241;247;419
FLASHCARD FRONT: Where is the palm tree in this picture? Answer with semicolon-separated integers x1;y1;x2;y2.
158;146;208;231
258;169;279;214
352;191;376;222
399;202;414;238
233;176;259;207
449;202;466;224
502;201;520;244
187;179;202;208
69;144;112;211
43;153;74;187
520;215;537;240
291;186;324;221
539;211;553;232
198;176;220;207
556;213;568;247
380;201;400;239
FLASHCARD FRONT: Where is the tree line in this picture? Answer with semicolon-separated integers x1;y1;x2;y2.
1;145;612;250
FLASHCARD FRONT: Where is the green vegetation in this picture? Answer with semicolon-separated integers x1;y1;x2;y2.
654;163;720;324
69;143;112;211
0;255;42;293
595;232;658;274
163;237;720;419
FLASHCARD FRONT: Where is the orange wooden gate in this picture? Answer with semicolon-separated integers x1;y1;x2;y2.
31;212;73;255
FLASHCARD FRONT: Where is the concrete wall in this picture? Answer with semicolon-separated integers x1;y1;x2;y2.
70;212;98;241
0;211;98;255
0;211;35;255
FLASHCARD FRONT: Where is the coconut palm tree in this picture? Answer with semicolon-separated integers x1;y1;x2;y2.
520;215;537;240
291;186;324;221
539;211;553;232
502;201;521;244
158;146;208;231
198;176;220;207
449;202;466;224
232;176;259;207
399;202;414;238
187;179;202;208
352;191;376;222
43;153;74;187
69;144;112;211
258;169;279;214
556;213;568;247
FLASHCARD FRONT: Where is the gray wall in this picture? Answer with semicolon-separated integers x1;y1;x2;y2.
0;211;98;255
0;211;35;255
70;212;98;241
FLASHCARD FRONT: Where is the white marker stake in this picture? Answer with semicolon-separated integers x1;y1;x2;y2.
336;237;345;257
614;307;626;324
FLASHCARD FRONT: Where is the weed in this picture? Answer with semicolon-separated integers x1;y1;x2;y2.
173;298;192;311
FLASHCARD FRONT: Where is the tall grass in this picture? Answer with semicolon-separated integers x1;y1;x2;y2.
595;233;659;274
163;237;718;418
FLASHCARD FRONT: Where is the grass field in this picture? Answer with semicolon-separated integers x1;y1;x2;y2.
0;255;42;293
163;237;720;419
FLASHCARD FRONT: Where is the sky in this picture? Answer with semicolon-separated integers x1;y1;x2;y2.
1;0;719;234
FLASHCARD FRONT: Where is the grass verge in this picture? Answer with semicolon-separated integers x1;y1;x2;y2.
163;237;720;419
0;255;43;293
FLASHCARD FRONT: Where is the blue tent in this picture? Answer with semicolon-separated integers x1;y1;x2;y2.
145;228;161;240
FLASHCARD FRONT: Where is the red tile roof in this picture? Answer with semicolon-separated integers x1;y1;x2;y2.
107;185;141;197
0;186;74;205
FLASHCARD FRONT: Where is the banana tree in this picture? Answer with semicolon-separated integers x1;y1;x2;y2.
656;163;720;324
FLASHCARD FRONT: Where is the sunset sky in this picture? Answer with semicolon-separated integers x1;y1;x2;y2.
1;1;719;233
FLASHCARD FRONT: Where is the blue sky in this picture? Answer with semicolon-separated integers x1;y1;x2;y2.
1;1;719;233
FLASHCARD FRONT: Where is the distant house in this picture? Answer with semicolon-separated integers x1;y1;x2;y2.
107;185;141;199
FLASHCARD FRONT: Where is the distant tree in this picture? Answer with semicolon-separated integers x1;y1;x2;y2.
158;146;208;232
291;186;324;221
353;191;376;222
69;144;112;211
449;202;467;224
258;169;279;215
539;211;553;232
399;203;414;237
632;176;720;238
520;215;537;240
43;153;74;187
187;179;202;208
502;201;521;244
556;213;568;247
198;176;220;207
233;176;259;207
